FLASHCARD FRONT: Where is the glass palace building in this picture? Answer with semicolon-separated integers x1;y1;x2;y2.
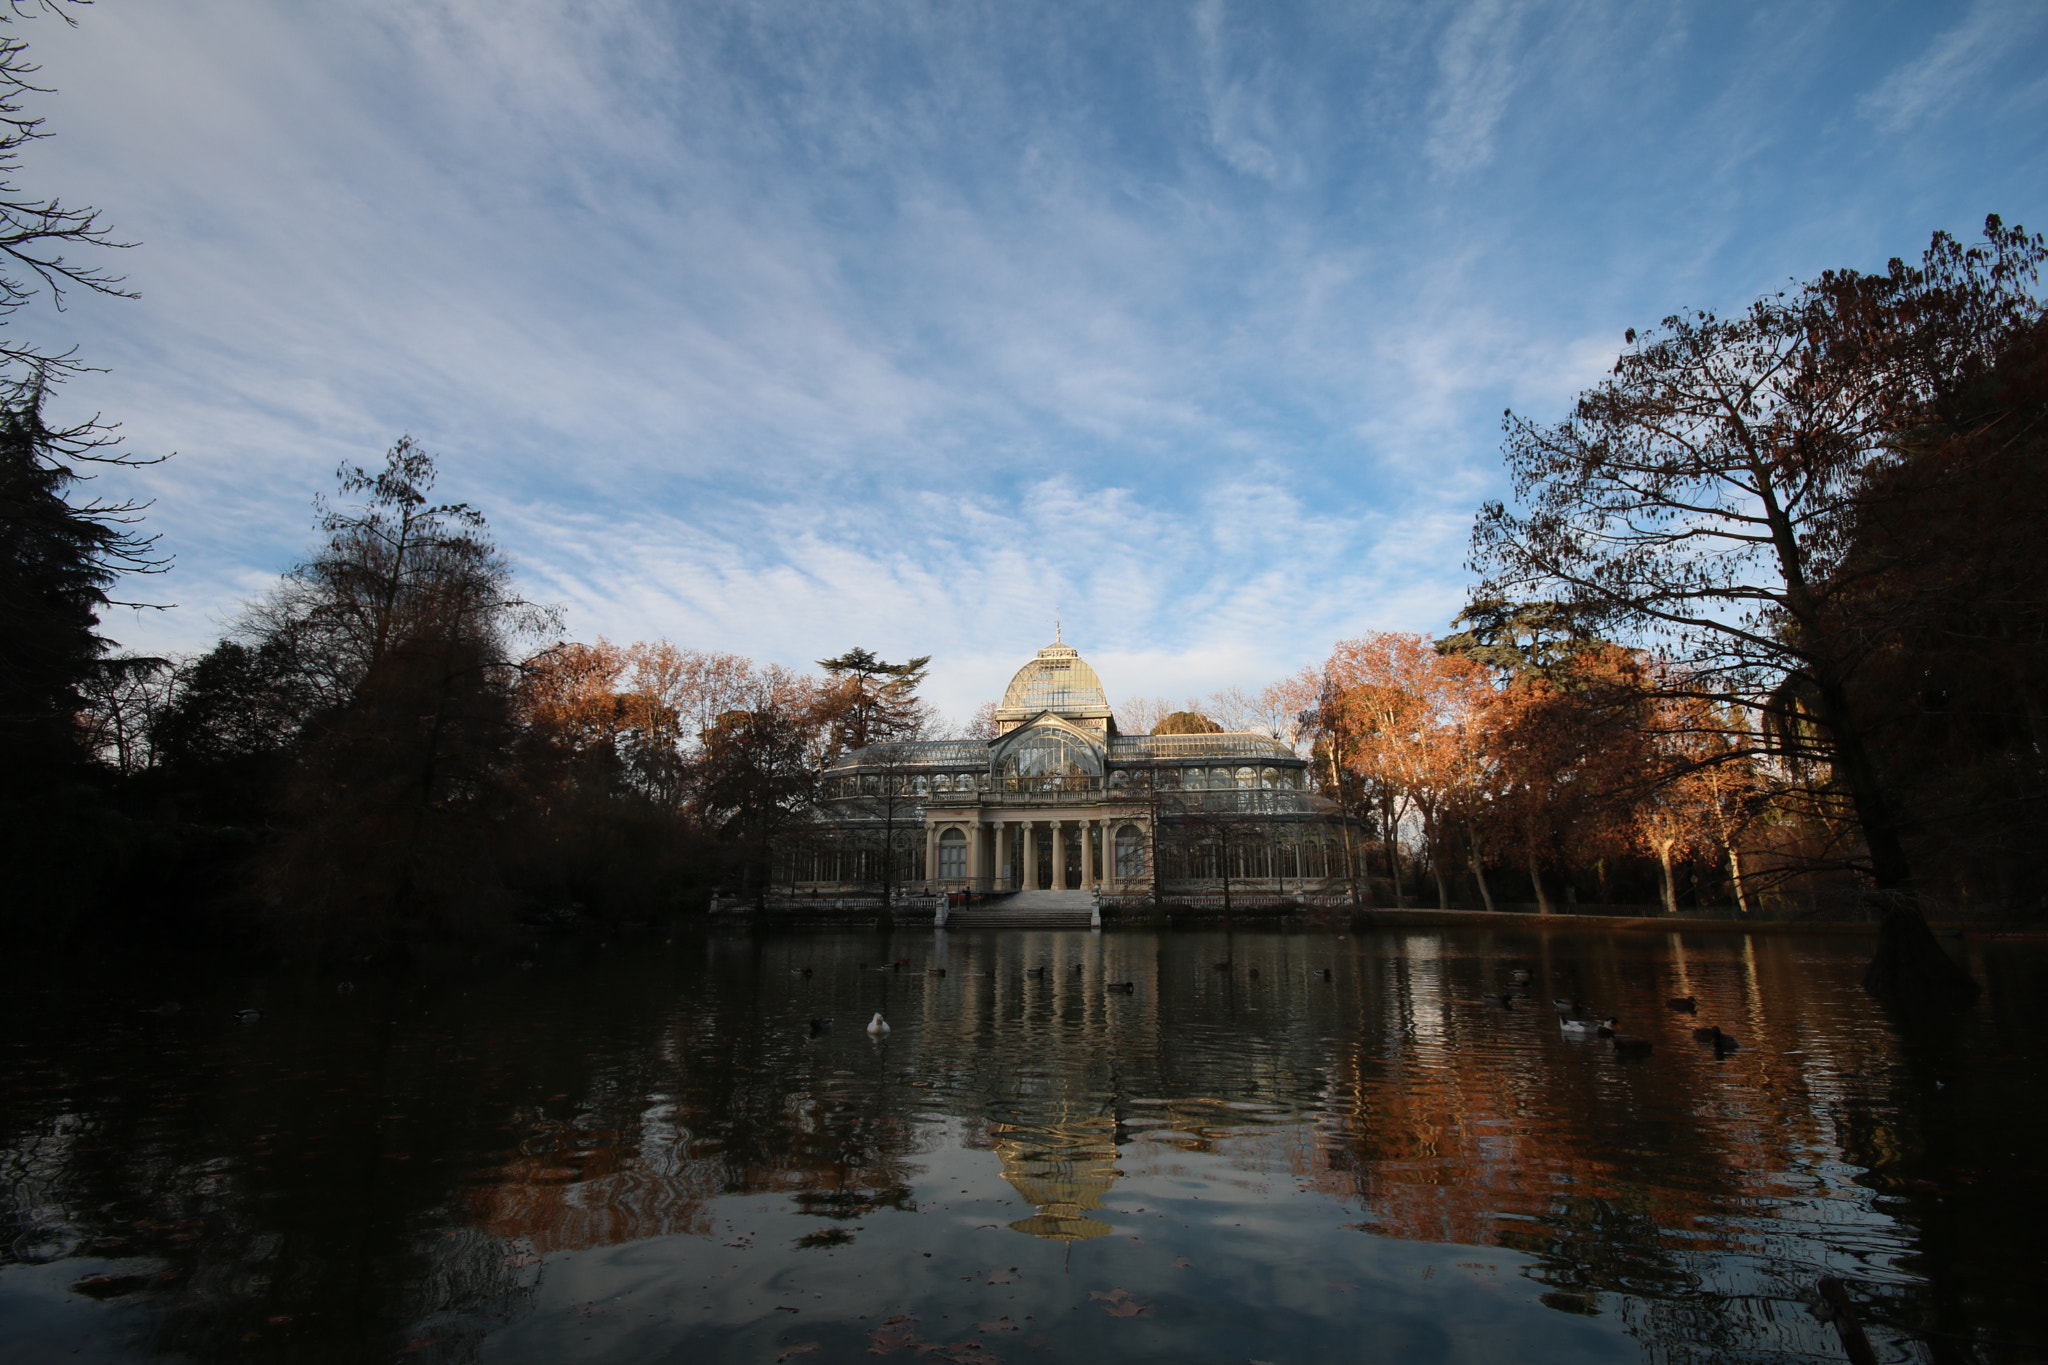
784;638;1359;900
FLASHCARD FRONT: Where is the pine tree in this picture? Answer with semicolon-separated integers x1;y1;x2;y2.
813;647;932;754
0;380;161;776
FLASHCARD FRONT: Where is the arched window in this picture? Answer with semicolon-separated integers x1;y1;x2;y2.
1182;768;1205;790
1260;767;1278;789
913;775;930;795
938;827;967;879
1236;767;1256;789
1115;825;1145;879
998;729;1103;779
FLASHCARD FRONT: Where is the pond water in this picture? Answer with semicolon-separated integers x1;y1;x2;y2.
3;927;2043;1365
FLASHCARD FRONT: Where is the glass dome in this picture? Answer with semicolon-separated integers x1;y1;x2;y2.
999;642;1110;719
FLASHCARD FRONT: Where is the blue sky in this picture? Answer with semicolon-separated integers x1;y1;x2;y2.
21;0;2048;723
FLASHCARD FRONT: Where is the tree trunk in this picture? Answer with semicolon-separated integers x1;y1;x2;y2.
1527;847;1551;915
1469;833;1495;913
1423;806;1449;909
1727;846;1750;917
1385;794;1406;908
1327;747;1362;909
1657;842;1678;916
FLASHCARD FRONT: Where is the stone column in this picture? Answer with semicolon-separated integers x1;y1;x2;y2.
1022;822;1037;890
1082;818;1096;886
1100;820;1116;892
925;825;939;884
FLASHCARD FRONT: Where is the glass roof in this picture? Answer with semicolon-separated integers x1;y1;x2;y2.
825;739;991;772
1111;734;1298;760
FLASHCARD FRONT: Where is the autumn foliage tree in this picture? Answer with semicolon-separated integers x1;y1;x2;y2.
1468;218;2047;1007
1274;633;1490;909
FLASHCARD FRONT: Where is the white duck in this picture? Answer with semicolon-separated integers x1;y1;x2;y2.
866;1012;891;1035
1560;1016;1617;1037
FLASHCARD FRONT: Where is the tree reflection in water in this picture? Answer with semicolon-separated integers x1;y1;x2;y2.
1;929;2042;1364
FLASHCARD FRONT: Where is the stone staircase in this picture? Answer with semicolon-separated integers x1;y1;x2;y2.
943;889;1098;929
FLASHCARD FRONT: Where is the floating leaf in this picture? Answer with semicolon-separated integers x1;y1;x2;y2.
1087;1288;1132;1304
975;1316;1020;1332
868;1316;922;1355
1101;1299;1151;1319
1172;1257;1193;1269
796;1228;855;1250
918;1344;1002;1364
778;1345;819;1362
985;1268;1018;1284
70;1274;152;1300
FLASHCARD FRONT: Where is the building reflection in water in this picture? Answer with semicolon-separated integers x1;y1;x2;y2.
3;929;2044;1365
989;1108;1120;1241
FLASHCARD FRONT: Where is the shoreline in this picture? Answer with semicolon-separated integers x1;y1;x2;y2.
1337;907;1882;935
723;905;1900;935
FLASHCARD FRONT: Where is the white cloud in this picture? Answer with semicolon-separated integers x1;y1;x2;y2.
1859;0;2046;134
11;0;2042;718
1424;0;1525;173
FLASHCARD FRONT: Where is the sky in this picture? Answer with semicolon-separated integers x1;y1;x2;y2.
18;0;2048;725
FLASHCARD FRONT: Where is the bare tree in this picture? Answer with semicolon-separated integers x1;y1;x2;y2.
830;743;927;910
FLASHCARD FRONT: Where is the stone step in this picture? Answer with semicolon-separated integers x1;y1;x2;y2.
945;914;1096;929
999;890;1098;911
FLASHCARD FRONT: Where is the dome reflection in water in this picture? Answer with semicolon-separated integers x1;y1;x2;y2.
1;928;2043;1365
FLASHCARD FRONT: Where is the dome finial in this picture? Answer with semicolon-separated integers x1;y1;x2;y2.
1055;613;1062;644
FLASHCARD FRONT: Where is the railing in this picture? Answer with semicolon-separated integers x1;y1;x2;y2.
1152;791;1318;814
980;779;1105;803
820;785;1321;814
